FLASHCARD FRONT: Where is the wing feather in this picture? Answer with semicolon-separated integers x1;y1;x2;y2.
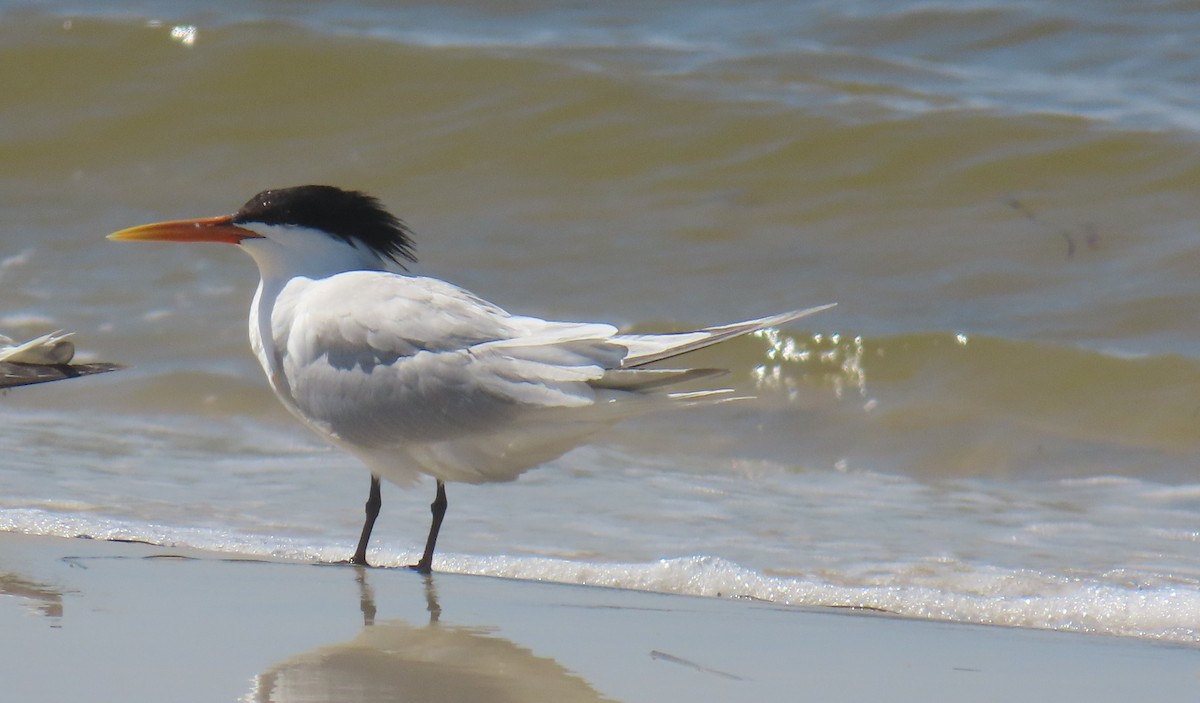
616;303;836;368
274;273;624;449
0;361;122;389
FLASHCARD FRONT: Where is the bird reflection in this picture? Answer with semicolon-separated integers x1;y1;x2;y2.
247;570;612;703
0;571;64;620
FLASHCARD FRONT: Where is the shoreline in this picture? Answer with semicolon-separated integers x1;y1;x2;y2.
2;531;1196;702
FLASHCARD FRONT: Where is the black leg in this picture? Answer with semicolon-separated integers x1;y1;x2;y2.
411;480;447;574
350;474;382;566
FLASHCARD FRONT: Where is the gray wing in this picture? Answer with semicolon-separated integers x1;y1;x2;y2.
0;361;123;389
275;272;625;448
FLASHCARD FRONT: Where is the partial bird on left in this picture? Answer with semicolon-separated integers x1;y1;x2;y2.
109;185;834;571
0;331;122;389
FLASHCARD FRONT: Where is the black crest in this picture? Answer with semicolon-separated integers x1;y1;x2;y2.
233;185;417;266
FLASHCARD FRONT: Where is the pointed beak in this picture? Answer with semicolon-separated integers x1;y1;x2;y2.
107;215;263;244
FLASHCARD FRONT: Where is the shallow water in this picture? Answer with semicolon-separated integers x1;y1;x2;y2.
2;1;1199;643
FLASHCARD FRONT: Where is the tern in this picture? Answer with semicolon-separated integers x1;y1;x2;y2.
109;185;833;572
0;331;122;389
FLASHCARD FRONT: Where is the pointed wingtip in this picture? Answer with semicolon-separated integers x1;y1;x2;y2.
620;303;838;368
0;361;124;389
732;302;837;332
779;302;837;323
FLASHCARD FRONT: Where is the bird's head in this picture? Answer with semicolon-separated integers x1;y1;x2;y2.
108;185;417;276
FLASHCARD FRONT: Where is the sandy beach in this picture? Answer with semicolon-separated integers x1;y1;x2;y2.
0;531;1194;702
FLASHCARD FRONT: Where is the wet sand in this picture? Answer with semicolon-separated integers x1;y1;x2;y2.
0;531;1195;702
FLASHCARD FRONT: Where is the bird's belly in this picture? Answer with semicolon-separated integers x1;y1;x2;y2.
286;380;609;485
345;410;609;486
312;387;523;447
278;348;614;485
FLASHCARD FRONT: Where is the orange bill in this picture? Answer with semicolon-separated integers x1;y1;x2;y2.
108;215;263;244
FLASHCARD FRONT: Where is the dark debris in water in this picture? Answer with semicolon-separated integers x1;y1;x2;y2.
650;650;747;681
1005;196;1102;260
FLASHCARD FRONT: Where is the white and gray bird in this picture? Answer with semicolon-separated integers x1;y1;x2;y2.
109;185;833;571
0;330;122;389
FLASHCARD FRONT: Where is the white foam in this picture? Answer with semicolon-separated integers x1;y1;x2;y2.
4;509;1196;645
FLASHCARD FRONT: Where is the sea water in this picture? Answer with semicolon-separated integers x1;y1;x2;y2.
1;0;1199;644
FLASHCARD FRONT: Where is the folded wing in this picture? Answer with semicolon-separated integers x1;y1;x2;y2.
271;270;832;483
